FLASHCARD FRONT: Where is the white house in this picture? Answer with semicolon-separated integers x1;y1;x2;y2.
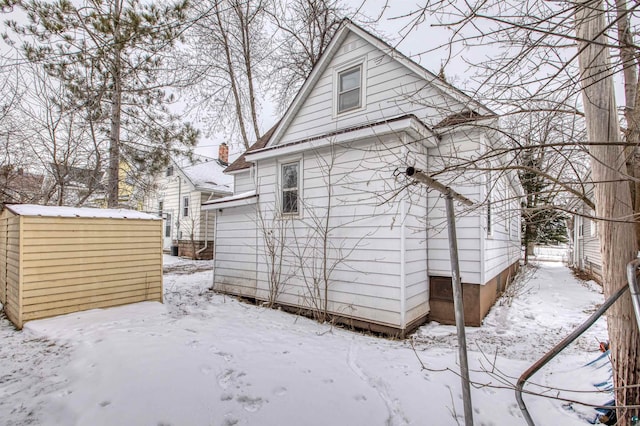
570;201;602;282
203;20;521;335
144;146;232;259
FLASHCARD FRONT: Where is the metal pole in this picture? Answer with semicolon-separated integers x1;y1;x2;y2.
406;167;474;425
445;192;474;426
626;258;640;333
515;284;629;425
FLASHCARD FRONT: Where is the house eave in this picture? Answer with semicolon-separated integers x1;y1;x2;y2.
193;185;233;196
246;115;438;163
202;191;258;210
434;117;498;136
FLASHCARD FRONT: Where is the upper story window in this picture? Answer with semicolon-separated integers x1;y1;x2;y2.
282;162;299;214
337;65;362;114
166;165;174;177
158;200;164;218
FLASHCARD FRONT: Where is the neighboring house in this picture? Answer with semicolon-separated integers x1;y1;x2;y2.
144;145;232;259
569;201;602;282
0;166;44;206
204;20;521;335
43;163;105;206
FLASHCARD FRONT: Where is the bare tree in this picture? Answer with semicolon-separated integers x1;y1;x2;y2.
0;57;35;206
256;204;291;307
183;0;267;150
391;0;640;420
576;1;639;419
15;65;106;206
266;0;345;110
4;0;198;207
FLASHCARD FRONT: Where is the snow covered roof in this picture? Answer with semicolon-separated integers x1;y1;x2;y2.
5;204;159;220
173;155;233;194
182;160;232;193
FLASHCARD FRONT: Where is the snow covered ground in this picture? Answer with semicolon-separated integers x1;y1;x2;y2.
0;260;611;425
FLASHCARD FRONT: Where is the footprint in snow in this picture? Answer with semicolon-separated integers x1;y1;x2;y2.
200;365;212;375
215;351;233;362
99;400;111;407
273;386;287;396
220;392;234;401
217;369;235;389
222;415;239;426
236;395;263;412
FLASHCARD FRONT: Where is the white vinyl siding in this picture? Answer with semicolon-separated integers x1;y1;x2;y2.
246;139;410;327
213;27;522;331
278;32;465;146
143;165;220;246
213;203;258;298
234;171;255;194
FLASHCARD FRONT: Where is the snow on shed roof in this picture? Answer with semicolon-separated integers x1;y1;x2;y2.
5;204;159;220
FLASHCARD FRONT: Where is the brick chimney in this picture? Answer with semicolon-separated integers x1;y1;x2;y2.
218;143;229;165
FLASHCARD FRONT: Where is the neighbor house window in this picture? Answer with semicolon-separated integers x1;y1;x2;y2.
183;196;189;217
337;65;362;113
158;200;164;218
165;213;171;238
282;162;299;214
166;165;174;177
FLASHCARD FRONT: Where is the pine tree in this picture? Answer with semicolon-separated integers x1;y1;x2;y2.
4;0;198;207
519;150;568;264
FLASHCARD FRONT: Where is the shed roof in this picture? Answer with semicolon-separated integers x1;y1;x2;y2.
5;204;159;220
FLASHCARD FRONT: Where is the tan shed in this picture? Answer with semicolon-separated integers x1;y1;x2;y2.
0;204;163;329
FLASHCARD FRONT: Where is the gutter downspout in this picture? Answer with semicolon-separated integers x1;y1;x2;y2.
400;198;406;332
211;210;218;290
196;209;209;257
176;176;182;243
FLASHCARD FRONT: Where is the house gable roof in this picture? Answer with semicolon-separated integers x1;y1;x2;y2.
223;123;279;173
264;19;493;151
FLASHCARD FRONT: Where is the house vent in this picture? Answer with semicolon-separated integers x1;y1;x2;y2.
342;41;358;54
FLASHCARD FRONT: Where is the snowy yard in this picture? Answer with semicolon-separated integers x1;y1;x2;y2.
0;259;611;425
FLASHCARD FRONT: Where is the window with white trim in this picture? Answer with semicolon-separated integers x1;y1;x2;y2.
337;65;362;113
165;213;171;238
158;200;164;218
281;162;299;214
183;196;189;217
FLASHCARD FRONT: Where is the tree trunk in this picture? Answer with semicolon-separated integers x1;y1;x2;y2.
107;0;123;208
576;1;640;421
615;0;640;250
215;2;252;150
